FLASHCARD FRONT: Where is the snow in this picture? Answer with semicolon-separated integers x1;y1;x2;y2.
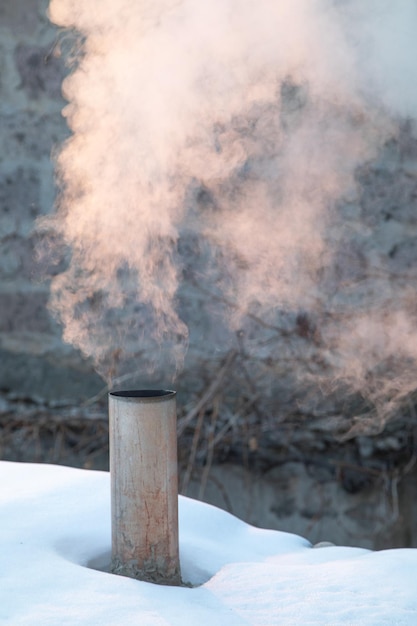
1;460;417;625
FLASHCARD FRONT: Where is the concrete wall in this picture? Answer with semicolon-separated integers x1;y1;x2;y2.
185;461;417;550
0;0;103;401
2;0;417;412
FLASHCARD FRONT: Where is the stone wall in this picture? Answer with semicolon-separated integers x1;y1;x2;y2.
185;461;417;551
0;0;103;401
2;0;417;414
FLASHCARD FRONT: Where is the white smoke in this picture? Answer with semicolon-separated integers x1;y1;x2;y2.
45;0;417;400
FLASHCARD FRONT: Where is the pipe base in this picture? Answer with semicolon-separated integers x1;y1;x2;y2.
111;558;182;586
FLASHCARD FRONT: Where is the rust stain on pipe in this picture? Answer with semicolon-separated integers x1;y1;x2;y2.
109;389;181;585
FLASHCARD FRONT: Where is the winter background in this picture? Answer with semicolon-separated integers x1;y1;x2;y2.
1;460;417;625
2;0;417;622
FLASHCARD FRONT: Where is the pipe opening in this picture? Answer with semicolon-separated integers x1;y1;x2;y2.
110;389;176;401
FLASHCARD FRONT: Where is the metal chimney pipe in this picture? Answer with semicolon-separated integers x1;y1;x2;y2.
108;389;181;585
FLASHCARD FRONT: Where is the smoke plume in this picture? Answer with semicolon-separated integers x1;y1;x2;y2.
45;0;417;416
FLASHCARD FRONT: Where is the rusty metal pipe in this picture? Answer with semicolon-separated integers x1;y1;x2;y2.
109;389;181;585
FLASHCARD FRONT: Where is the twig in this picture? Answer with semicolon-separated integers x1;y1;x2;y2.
205;473;234;514
390;472;400;522
199;408;239;456
198;396;219;501
181;408;205;495
177;349;238;436
190;278;291;334
52;428;64;463
81;372;140;407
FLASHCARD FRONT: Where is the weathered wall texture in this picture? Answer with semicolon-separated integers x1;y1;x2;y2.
2;0;417;412
185;461;417;551
0;0;103;400
1;0;417;549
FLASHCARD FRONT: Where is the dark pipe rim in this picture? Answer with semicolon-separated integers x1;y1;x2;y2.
109;389;176;402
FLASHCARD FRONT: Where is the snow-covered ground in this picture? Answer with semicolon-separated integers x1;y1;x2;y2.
1;460;416;625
